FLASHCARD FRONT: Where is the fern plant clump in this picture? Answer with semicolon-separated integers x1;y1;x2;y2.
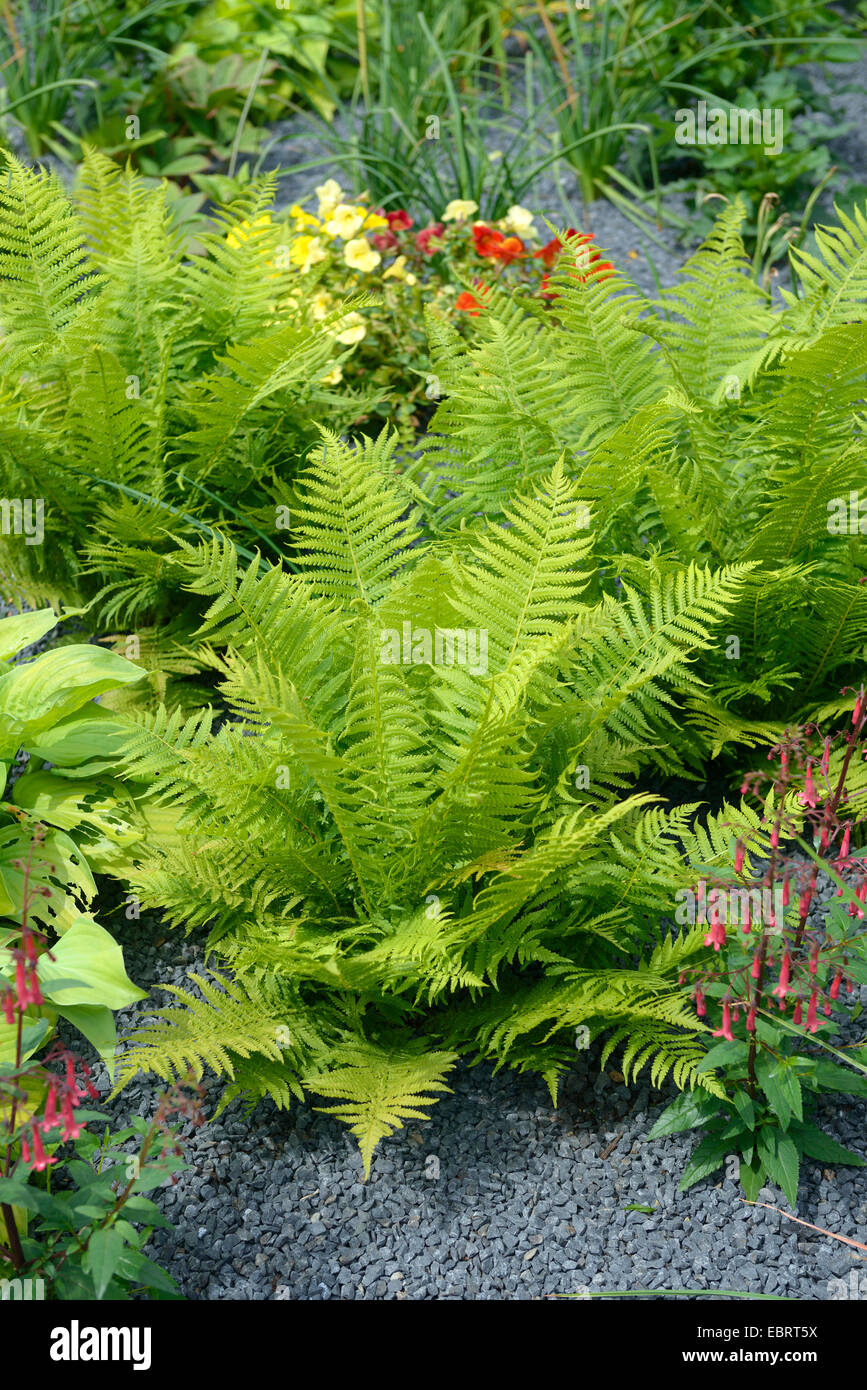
111;431;787;1173
413;198;867;762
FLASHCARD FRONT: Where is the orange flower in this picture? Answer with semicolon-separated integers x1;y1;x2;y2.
455;290;484;316
472;223;526;263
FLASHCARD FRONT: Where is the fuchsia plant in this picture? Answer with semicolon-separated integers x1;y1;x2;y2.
0;825;203;1297
650;687;867;1205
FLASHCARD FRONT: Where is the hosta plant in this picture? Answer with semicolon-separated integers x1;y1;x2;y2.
650;692;867;1205
112;433;789;1174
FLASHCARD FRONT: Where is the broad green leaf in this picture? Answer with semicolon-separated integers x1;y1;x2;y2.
0;643;143;759
679;1134;732;1192
810;1060;867;1099
0;821;95;932
739;1155;765;1202
695;1039;747;1073
52;1003;118;1076
36;914;145;1010
23;704;129;771
0;608;60;662
648;1087;719;1139
12;771;142;848
84;1225;125;1299
756;1052;803;1130
758;1129;800;1207
790;1121;866;1168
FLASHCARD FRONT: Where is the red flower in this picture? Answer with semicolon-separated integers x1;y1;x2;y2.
387;209;413;231
471;223;503;257
712;1000;734;1041
455;290;483;316
372;230;398;252
471;224;526;263
416;222;445;255
534;229;578;268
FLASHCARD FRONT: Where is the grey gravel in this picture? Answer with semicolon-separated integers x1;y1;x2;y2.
69;864;867;1303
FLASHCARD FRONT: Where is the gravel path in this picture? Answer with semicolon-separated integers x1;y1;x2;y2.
78;872;867;1303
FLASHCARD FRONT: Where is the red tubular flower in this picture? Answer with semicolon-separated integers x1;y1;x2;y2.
809;944;820;974
840;823;851;860
746;1006;757;1033
30;1126;54;1171
41;1077;59;1132
772;951;791;999
704;917;726;951
830;969;844;999
782;877;790;907
750;952;762;980
806;988;820;1033
734;842;745;874
21;1135;30;1165
853;689;864;725
695;987;706;1017
820;738;831;778
712;1000;734;1041
793;999;803;1025
1;990;13;1025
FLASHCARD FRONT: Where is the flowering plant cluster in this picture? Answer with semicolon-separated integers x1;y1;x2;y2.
651;688;867;1206
0;823;202;1298
277;179;612;435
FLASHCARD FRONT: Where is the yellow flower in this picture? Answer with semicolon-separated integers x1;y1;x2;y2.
361;209;389;230
324;204;367;239
344;238;381;273
442;199;479;222
315;179;344;220
320;365;344;386
225;214;273;250
289;203;320;229
382;255;417;286
310;289;332;321
289;235;328;271
334;311;366;345
501;204;535;234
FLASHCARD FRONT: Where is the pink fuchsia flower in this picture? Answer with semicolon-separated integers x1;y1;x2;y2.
712;1001;734;1041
